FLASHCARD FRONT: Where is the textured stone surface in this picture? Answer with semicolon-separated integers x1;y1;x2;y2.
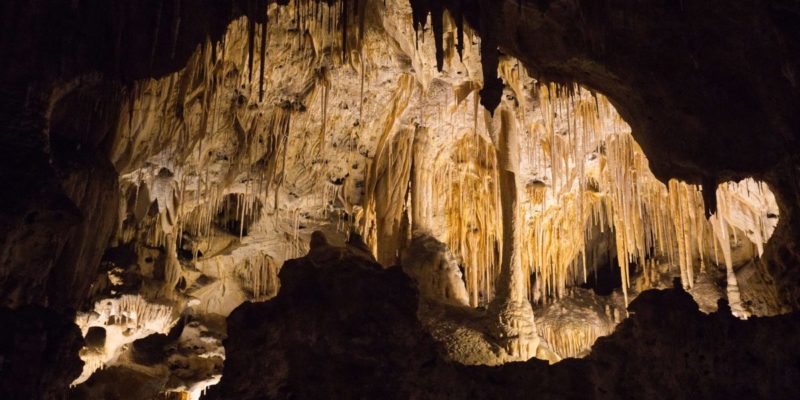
0;306;84;400
401;234;470;306
208;243;800;399
205;236;442;399
0;0;249;310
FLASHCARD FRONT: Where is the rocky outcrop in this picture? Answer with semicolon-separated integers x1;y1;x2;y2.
585;283;800;399
0;306;84;400
205;234;448;399
401;234;470;306
70;315;225;400
535;288;620;359
208;243;800;399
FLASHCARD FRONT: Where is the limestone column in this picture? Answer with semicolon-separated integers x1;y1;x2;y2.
410;125;432;235
487;104;539;360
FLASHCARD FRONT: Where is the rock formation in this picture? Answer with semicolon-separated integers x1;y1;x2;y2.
0;306;84;399
207;236;800;399
1;0;800;398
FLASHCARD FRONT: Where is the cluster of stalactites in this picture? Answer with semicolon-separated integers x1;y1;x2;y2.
112;1;781;319
410;0;464;70
539;321;611;359
247;0;371;99
113;0;373;252
519;82;778;309
358;74;417;266
235;252;281;300
408;0;504;112
352;63;775;311
434;133;502;307
72;295;177;385
415;74;778;310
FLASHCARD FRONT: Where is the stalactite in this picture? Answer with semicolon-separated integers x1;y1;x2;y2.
453;2;464;61
340;0;349;63
477;28;502;114
409;0;428;50
317;68;330;149
259;17;268;101
359;50;366;124
248;11;256;86
430;3;445;72
235;252;280;301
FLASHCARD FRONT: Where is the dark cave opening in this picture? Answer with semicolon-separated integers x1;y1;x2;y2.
581;259;636;296
215;194;263;237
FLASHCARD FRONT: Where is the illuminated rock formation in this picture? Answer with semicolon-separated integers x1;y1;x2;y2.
401;234;470;307
1;0;800;398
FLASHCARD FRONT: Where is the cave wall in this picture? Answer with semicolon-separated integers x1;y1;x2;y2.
0;305;84;399
0;0;263;310
0;2;267;396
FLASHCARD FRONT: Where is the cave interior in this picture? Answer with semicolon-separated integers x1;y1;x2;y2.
2;0;800;399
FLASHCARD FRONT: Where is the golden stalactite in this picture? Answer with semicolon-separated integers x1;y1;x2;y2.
359;73;417;265
434;133;502;307
521;80;778;309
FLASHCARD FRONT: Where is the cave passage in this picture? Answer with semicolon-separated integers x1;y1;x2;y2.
581;259;627;297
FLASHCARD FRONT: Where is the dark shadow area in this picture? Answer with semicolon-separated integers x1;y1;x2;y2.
581;259;636;296
215;194;263;237
206;238;800;399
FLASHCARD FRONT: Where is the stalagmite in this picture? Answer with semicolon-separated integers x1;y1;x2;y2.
487;103;538;360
